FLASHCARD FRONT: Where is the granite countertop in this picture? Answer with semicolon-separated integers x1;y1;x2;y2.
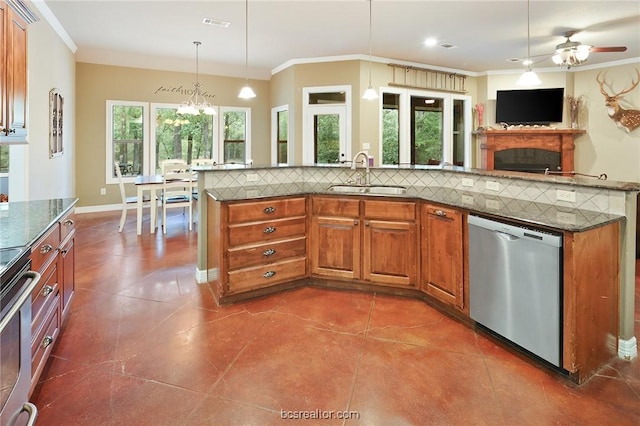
205;183;622;232
0;198;78;249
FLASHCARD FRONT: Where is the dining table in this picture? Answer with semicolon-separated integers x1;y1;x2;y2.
133;173;197;235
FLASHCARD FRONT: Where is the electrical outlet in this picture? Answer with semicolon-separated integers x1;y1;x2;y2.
556;211;576;225
461;194;474;204
461;178;474;188
100;188;106;196
485;181;500;191
556;189;576;203
246;173;259;182
486;199;500;210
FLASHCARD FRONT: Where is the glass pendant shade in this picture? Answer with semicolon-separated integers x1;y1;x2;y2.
238;85;256;99
363;86;378;100
517;68;542;86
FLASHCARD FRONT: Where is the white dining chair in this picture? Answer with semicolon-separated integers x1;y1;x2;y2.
161;161;194;233
115;161;150;232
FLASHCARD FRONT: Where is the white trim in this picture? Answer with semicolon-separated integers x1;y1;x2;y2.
195;267;217;284
451;93;473;167
31;0;78;53
618;336;638;360
75;203;123;214
271;104;289;166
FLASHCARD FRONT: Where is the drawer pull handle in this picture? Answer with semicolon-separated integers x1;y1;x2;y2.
42;335;54;349
263;270;276;278
263;206;276;214
40;244;53;254
42;285;54;296
435;209;447;217
63;219;74;226
263;226;276;234
263;248;276;256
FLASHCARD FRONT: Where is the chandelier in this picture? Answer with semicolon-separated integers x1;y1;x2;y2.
178;41;216;115
551;45;591;69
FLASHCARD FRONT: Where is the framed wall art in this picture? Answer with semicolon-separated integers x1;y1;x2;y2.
49;88;64;158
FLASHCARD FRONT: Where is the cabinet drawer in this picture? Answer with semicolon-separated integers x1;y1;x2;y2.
228;236;306;270
31;295;60;382
30;225;60;273
228;216;306;246
312;197;360;217
31;258;58;333
364;200;416;221
227;197;306;224
423;204;460;219
59;210;76;242
227;257;306;293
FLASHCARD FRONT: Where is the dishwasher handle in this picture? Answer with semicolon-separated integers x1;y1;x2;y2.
495;230;519;241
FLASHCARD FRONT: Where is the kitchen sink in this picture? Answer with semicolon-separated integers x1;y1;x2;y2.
327;184;406;195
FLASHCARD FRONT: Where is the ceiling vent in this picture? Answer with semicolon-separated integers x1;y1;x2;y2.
202;17;231;28
440;43;458;49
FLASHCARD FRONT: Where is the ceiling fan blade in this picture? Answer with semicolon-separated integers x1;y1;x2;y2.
590;46;627;52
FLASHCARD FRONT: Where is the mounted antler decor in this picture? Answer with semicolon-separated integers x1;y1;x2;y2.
596;69;640;133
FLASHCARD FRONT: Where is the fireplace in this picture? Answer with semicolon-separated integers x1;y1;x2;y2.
478;129;585;173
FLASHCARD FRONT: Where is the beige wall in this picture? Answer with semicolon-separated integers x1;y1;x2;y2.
9;10;75;202
75;63;270;207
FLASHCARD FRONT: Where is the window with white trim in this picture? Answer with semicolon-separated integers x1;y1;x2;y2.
219;107;251;164
106;100;149;184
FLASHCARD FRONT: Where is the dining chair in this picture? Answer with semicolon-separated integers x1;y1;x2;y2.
115;161;149;232
161;161;194;233
159;158;187;174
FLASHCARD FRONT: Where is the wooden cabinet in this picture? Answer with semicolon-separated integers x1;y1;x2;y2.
28;208;75;395
208;196;307;301
310;196;418;287
420;203;464;310
0;0;28;143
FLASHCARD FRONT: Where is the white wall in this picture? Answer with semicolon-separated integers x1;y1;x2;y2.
9;8;76;201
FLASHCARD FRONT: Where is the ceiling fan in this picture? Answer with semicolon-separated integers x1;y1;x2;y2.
551;30;627;68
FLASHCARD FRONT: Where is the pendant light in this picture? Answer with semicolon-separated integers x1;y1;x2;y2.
516;0;541;87
362;0;378;100
177;41;216;115
238;0;256;99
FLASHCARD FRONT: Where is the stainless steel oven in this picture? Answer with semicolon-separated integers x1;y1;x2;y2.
0;247;40;426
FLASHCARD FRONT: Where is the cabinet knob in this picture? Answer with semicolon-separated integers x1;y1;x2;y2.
354;220;359;225
42;335;54;349
42;285;54;296
263;270;276;278
263;248;276;256
40;244;54;254
365;221;370;227
263;206;276;214
63;219;74;226
435;209;447;217
263;226;276;234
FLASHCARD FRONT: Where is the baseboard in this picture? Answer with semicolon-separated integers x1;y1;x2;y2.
618;336;638;360
195;267;219;284
75;203;122;214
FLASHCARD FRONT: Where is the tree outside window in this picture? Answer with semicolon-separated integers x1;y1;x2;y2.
155;107;213;171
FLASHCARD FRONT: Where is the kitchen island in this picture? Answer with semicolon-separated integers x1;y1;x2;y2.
194;165;638;383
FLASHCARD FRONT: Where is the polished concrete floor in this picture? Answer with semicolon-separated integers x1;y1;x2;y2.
31;210;640;425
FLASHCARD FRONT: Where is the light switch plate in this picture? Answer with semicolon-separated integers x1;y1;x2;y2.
556;189;576;203
485;181;500;191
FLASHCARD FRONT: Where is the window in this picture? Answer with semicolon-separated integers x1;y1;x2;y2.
152;104;215;172
106;100;148;183
220;107;251;164
0;146;8;174
378;88;471;167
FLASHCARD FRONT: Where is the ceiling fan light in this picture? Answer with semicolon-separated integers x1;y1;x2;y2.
517;69;542;86
575;46;590;61
551;54;563;65
238;85;256;99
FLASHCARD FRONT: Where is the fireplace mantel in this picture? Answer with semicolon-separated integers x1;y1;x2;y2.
478;128;586;172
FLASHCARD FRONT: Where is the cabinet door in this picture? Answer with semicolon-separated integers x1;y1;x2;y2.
363;219;417;287
0;4;27;141
310;216;360;280
421;204;463;308
59;235;75;320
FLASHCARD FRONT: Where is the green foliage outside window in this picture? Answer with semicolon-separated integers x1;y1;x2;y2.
112;105;144;176
156;108;213;171
315;114;339;164
0;146;8;173
414;110;443;164
223;111;246;163
382;109;399;165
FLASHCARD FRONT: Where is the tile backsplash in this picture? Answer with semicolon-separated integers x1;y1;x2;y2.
200;166;635;216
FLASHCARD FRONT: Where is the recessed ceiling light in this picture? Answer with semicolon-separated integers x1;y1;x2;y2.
203;17;231;27
424;38;437;47
506;58;522;63
440;43;457;49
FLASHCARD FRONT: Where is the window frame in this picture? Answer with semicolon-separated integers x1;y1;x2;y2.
219;106;252;164
271;104;290;166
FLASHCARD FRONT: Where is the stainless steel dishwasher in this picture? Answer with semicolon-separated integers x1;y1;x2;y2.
468;215;563;367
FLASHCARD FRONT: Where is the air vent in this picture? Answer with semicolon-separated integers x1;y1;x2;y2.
440;43;458;49
202;17;231;27
506;58;522;63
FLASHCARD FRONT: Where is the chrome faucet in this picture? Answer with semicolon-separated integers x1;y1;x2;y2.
351;151;370;185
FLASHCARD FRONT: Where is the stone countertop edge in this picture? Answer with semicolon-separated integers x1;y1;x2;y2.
204;184;624;233
0;198;79;249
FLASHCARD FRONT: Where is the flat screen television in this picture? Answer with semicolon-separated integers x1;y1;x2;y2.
495;88;564;125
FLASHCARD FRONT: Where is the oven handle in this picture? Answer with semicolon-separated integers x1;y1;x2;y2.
21;402;38;426
0;271;41;333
